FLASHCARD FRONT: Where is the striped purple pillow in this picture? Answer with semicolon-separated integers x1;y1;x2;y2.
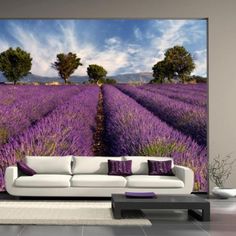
108;160;132;176
148;160;174;176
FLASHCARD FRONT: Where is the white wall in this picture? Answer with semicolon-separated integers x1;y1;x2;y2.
1;0;236;189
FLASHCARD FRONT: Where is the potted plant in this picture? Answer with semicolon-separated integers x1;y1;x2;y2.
209;153;236;198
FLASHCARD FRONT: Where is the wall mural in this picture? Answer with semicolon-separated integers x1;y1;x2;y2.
0;19;207;192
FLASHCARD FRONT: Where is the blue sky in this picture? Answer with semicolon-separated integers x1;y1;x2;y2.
0;19;207;77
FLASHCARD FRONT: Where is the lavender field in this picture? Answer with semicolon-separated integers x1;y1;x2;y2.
0;83;207;192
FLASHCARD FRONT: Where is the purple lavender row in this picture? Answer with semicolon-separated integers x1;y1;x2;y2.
0;85;75;108
0;85;86;146
138;85;207;107
102;85;207;192
0;85;86;110
160;83;207;92
0;85;54;107
116;84;207;146
140;84;207;97
0;86;99;191
145;83;207;95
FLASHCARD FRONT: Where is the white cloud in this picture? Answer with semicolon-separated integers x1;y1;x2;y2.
58;21;79;52
134;27;143;40
88;49;128;75
0;40;9;53
3;23;129;76
0;20;207;77
128;20;207;76
192;49;207;77
150;20;190;60
105;37;120;46
77;37;128;75
7;22;60;76
116;20;192;74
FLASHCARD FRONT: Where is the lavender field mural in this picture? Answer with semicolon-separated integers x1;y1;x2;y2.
0;19;207;192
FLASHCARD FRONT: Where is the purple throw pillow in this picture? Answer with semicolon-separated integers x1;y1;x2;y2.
108;160;132;176
148;160;174;176
17;161;36;176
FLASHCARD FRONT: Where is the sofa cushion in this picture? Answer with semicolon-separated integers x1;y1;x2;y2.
14;174;71;187
148;160;174;176
72;156;122;174
108;160;132;176
71;175;127;187
25;156;72;174
17;161;37;176
126;175;184;188
124;156;174;175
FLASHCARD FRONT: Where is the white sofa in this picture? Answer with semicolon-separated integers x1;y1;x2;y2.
5;156;194;197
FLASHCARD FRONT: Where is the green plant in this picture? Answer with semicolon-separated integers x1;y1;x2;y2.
164;45;195;83
105;78;117;84
87;64;107;83
209;154;236;188
52;52;82;84
0;47;32;84
191;75;207;83
152;60;167;84
151;45;195;84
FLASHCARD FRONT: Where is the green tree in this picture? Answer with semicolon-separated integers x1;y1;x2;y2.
52;52;82;84
97;77;117;85
164;45;195;83
152;60;167;84
0;47;32;84
87;64;107;83
191;75;207;83
97;77;106;86
105;78;117;84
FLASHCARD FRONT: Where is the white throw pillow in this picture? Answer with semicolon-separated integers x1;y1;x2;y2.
72;156;123;174
25;156;72;174
123;156;174;175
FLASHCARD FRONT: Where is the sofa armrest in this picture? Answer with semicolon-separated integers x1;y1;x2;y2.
173;165;194;193
5;166;18;190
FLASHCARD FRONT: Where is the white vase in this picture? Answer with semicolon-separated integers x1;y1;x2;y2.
212;187;236;198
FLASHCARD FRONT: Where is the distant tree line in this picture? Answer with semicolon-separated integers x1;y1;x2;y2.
0;47;115;84
0;46;205;85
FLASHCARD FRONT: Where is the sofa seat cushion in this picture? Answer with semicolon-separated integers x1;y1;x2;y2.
126;175;184;188
14;174;71;187
71;175;127;187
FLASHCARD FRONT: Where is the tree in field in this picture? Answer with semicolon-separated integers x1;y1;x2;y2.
105;78;117;84
164;45;195;83
190;75;207;83
152;60;167;84
0;47;32;84
151;45;195;84
87;64;107;83
52;52;82;84
96;77;117;86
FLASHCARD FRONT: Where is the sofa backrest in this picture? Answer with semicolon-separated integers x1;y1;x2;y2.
72;156;123;174
24;155;174;176
25;156;72;174
123;156;174;175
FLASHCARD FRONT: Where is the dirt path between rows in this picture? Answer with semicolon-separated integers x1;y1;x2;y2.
92;87;107;156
